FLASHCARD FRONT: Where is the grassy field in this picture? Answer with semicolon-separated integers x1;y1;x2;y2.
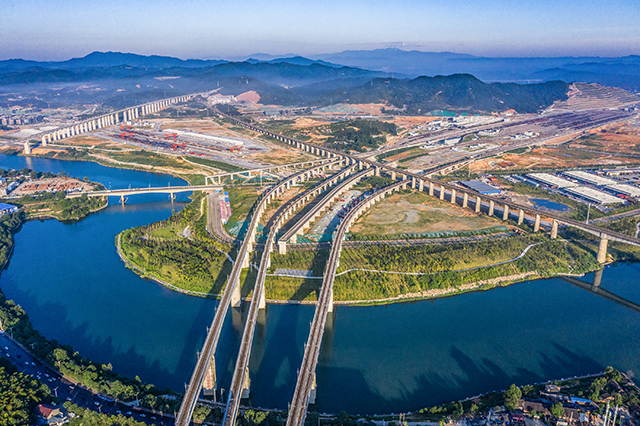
187;156;246;172
224;186;262;230
349;190;502;238
119;193;234;295
150;226;181;239
264;235;602;302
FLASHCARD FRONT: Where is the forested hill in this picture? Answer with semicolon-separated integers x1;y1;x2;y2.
312;74;570;114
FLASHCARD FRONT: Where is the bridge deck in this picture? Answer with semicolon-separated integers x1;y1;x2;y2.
222;164;348;426
286;181;404;426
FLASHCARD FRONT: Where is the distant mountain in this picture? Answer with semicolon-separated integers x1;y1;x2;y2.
208;61;384;86
0;51;227;71
311;48;640;92
265;56;340;68
0;58;386;88
311;74;570;114
313;48;475;76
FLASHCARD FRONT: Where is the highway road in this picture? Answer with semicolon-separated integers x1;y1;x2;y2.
207;191;236;245
0;330;175;425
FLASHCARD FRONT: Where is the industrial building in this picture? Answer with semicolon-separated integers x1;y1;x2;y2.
0;203;19;215
459;180;501;195
605;184;640;198
563;170;617;186
526;173;578;189
162;129;243;147
564;186;624;205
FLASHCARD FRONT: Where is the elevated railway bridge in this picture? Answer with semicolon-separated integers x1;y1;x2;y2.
220;160;358;426
160;103;640;426
174;158;347;426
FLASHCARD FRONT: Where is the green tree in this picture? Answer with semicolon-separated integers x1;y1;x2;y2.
550;402;565;418
504;384;522;411
338;411;349;425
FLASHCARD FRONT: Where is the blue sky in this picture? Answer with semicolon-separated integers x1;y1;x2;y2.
1;0;639;60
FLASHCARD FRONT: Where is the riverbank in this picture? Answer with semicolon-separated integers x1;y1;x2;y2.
0;147;207;185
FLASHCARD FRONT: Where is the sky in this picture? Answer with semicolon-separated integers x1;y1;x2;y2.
1;0;639;61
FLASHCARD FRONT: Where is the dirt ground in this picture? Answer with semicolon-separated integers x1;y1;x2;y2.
565;123;640;155
158;119;241;138
469;146;640;173
349;191;501;236
236;91;261;103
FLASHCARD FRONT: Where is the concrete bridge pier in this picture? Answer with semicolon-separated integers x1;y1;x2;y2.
450;188;456;204
231;276;243;308
169;192;176;201
411;177;417;189
518;209;524;225
551;219;558;239
119;195;127;205
418;180;424;192
375;166;380;177
597;236;608;264
475;196;481;213
534;214;541;232
241;366;251;399
502;205;509;221
327;285;334;313
488;200;494;217
462;192;468;208
439;185;445;200
308;373;317;405
278;241;287;255
391;171;396;181
203;356;217;396
429;182;434;197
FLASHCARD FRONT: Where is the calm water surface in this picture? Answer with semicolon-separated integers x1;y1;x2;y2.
531;198;570;212
1;154;640;414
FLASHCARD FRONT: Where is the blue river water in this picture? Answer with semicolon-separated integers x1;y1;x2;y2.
1;153;640;415
531;198;570;212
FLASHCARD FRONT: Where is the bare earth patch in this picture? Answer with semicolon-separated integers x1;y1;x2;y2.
350;191;501;236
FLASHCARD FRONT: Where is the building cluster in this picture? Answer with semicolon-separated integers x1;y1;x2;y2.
217;190;232;224
522;169;640;206
0;178;20;196
11;177;94;197
510;131;539;140
1;113;44;126
0;202;19;215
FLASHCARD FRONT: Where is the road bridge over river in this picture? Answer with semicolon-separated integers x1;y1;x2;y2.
67;184;223;204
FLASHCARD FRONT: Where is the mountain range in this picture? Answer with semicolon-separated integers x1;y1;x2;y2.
0;50;637;113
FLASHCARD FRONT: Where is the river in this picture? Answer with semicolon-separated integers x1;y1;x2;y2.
1;154;639;415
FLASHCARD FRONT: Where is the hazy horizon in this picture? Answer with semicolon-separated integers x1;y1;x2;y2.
2;0;639;62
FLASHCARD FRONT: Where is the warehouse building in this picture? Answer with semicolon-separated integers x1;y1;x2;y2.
459;180;501;195
605;184;640;198
526;173;578;189
563;170;617;186
564;186;624;205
